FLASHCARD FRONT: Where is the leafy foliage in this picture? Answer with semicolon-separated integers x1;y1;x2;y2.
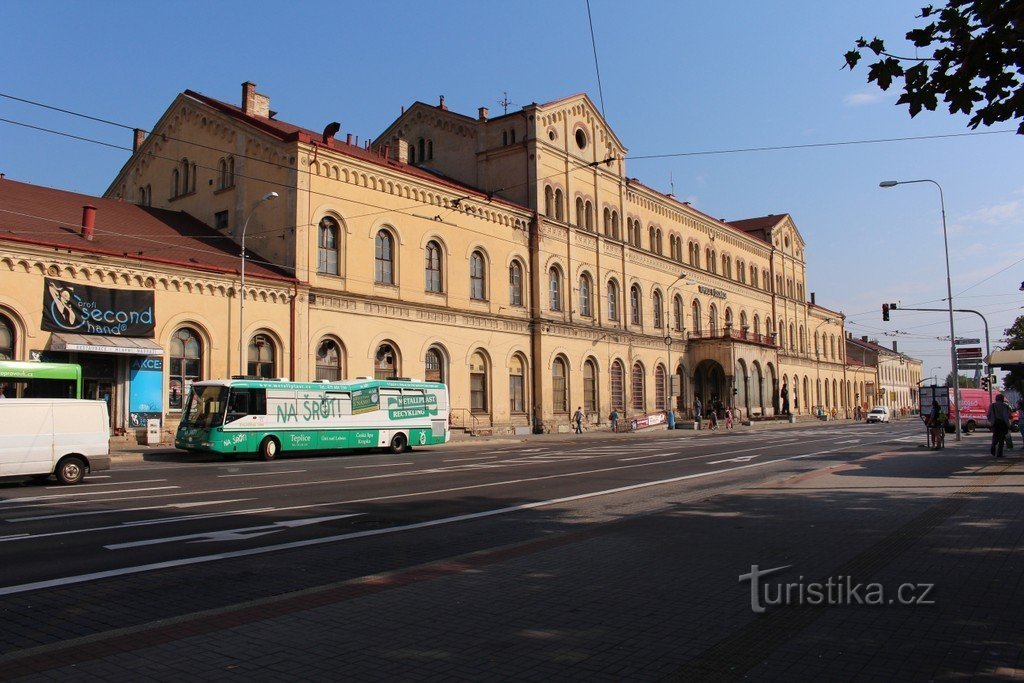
1002;315;1024;392
844;1;1024;133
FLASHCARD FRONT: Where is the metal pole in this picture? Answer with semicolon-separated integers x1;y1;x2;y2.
238;192;278;376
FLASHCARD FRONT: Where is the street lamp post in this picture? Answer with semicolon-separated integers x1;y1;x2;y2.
238;191;279;376
880;179;960;440
814;317;833;419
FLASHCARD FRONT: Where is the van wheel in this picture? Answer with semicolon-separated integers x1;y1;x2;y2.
965;421;976;433
258;437;280;462
56;456;86;485
389;433;408;455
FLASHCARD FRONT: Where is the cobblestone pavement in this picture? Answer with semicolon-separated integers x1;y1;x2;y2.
3;436;1021;681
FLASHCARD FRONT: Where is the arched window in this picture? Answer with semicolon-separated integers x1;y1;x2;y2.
315;338;344;381
418;137;425;160
470;351;488;412
630;285;642;325
750;265;758;285
579;273;593;317
470;250;486;300
691;300;702;334
180;158;191;195
603;208;611;236
548;267;562;311
607;280;619;321
218;156;235;189
374;230;394;284
709;304;719;336
740;310;749;331
0;313;14;360
655;364;667;411
738;261;746;284
374;343;399;379
656;229;663;254
247;333;276;379
631;362;645;411
800;325;806;352
790;323;796;350
552;357;568;413
778;319;786;348
753;314;761;337
673;295;684;331
583;359;598;413
653;290;663;329
610;360;625;412
425;240;443;292
576;198;585;227
171;169;180;198
509;354;526;413
509;260;524;306
611;211;619;240
544;186;554;218
554;189;564;221
649;226;657;251
318;217;340;275
169;326;202;409
425;347;446;384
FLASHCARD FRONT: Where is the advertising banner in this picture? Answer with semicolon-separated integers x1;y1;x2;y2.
129;357;163;427
42;278;155;337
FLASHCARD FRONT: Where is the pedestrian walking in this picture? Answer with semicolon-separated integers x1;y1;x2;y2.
708;409;718;430
694;397;703;423
573;406;584;434
609;409;619;433
928;400;944;450
725;407;733;429
987;394;1012;458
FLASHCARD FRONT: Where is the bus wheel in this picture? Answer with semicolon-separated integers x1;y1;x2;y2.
389;433;408;454
56;456;86;485
258;437;280;462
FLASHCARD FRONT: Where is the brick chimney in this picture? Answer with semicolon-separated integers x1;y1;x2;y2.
133;128;146;152
392;137;409;162
810;292;816;305
241;81;270;118
478;107;489;121
862;336;869;342
81;205;96;241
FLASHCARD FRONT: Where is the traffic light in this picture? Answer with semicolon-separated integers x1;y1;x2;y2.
981;376;990;390
882;304;889;321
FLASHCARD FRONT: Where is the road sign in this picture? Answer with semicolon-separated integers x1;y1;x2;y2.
956;347;983;358
955;338;981;345
957;363;982;370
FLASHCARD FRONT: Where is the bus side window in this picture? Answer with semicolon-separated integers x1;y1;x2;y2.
226;389;266;422
250;389;267;415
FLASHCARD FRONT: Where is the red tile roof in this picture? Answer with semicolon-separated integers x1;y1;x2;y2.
182;91;526;214
727;214;789;242
0;178;292;280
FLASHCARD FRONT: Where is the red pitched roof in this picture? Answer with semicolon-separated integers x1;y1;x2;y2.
727;214;789;242
0;178;292;280
182;91;526;213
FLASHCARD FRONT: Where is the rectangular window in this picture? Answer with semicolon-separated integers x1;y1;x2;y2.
471;372;487;412
509;375;525;413
214;211;229;230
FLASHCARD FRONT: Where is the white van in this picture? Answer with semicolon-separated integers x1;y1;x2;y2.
0;399;111;484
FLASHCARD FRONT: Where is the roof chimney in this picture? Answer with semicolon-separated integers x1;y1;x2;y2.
892;341;898;352
133;128;146;153
241;81;270;117
439;95;448;111
478;107;489;121
862;335;868;342
81;205;96;241
810;292;816;305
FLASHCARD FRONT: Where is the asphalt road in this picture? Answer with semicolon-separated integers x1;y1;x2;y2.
0;420;924;654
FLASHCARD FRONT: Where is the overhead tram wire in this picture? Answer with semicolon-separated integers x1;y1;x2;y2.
586;0;607;119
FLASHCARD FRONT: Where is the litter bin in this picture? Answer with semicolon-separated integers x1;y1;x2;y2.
143;418;162;445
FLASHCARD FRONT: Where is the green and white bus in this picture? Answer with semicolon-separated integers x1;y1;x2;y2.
175;377;449;460
0;360;82;399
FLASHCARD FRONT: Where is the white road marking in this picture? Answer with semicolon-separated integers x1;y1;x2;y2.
0;487;180;506
44;479;167;489
442;456;498;462
5;499;255;523
105;513;363;549
0;445;851;596
836;439;862;444
708;455;760;464
345;462;414;469
217;470;307;478
620;452;676;462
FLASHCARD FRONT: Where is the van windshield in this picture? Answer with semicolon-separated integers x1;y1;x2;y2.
181;385;228;428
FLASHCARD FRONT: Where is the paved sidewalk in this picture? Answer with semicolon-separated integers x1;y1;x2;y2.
13;430;1020;680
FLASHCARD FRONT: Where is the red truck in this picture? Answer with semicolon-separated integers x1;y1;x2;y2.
942;389;1015;432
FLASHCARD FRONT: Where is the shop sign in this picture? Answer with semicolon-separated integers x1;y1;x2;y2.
42;278;155;337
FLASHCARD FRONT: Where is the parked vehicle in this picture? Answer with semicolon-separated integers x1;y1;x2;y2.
866;406;891;424
918;386;1019;433
0;399;110;484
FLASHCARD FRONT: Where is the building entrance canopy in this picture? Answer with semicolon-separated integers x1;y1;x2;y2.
49;332;163;356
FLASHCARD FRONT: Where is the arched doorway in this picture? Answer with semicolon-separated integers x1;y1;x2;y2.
751;361;765;415
694;359;726;416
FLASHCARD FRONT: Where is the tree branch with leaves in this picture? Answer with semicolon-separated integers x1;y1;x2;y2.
844;1;1024;133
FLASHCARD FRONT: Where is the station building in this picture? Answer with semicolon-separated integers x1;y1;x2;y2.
0;81;866;436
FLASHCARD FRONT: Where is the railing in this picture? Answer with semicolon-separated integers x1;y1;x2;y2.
687;328;777;347
449;408;480;436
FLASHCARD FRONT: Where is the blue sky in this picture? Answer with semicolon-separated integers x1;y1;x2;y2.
2;0;1021;383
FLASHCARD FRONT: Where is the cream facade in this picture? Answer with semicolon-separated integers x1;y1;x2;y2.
96;82;862;433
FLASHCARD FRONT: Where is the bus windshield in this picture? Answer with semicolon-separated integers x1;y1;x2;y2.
181;385;228;428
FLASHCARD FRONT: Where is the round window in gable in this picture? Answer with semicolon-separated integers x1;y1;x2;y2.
548;130;556;141
575;129;587;150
